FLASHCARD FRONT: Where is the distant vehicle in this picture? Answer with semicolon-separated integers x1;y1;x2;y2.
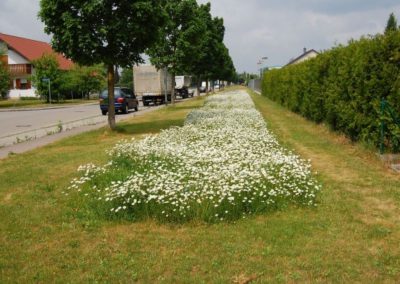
99;87;138;115
175;76;194;99
200;81;211;92
133;65;172;106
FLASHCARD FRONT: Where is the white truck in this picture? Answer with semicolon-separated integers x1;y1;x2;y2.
175;76;194;99
133;65;172;106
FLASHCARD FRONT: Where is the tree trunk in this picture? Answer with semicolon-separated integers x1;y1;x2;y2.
197;78;201;96
206;80;209;96
107;64;116;130
170;71;175;105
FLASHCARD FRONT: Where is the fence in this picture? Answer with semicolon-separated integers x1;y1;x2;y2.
248;79;261;93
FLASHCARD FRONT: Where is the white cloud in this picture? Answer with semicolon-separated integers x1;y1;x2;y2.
201;0;400;72
0;0;50;42
1;0;399;73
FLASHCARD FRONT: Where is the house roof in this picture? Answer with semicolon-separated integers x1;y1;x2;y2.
0;33;74;70
286;49;319;66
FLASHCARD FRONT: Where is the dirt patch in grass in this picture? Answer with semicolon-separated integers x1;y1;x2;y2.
360;196;400;226
2;192;12;203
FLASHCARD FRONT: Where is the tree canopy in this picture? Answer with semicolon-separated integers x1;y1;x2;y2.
62;64;106;99
118;68;134;90
31;53;62;102
186;3;236;90
147;0;202;104
39;0;166;129
385;13;398;34
148;0;236;97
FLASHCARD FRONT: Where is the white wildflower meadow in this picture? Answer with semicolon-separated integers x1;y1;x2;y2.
68;90;321;222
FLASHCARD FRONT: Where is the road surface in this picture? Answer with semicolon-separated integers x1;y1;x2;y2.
0;94;202;159
0;101;155;148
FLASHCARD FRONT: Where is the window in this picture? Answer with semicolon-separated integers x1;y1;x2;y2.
15;78;31;90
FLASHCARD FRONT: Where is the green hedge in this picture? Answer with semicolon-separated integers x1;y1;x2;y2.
262;31;400;152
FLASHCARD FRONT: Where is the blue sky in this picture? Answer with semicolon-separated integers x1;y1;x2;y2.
1;0;399;73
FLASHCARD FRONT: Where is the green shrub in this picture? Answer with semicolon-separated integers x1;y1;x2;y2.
262;31;400;152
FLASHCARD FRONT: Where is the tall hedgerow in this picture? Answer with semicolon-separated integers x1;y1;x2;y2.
262;30;400;152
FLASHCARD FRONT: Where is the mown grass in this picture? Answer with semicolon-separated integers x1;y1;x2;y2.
1;89;399;283
0;99;97;109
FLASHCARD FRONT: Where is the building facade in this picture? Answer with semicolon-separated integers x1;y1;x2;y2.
0;33;73;98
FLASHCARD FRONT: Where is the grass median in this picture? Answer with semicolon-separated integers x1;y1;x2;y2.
1;89;399;283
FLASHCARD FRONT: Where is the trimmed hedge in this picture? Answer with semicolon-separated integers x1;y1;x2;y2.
262;31;400;151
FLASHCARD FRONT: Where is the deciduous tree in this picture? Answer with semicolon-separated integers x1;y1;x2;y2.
39;0;165;129
187;3;235;94
31;53;62;102
147;0;201;104
385;13;398;34
62;64;106;99
118;68;134;90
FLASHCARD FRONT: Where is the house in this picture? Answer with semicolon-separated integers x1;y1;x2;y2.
286;48;319;66
0;33;74;98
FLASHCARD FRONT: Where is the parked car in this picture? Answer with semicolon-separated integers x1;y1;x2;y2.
199;85;206;93
99;87;138;115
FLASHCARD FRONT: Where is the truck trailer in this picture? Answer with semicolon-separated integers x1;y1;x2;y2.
175;76;194;99
133;65;172;106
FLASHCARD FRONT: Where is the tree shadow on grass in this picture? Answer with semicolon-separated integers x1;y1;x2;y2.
115;119;184;135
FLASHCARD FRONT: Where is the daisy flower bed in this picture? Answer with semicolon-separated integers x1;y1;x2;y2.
68;90;321;222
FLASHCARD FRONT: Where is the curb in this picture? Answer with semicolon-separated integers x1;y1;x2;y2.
0;114;106;148
0;102;98;112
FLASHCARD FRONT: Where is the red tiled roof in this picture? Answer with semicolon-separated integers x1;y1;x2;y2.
0;33;74;70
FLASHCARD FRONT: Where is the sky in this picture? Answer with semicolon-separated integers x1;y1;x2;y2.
1;0;399;73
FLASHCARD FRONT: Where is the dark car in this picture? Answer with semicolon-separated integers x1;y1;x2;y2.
99;87;139;115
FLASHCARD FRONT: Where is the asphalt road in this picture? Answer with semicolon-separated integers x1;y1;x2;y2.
0;93;203;158
1;104;98;136
0;101;154;147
